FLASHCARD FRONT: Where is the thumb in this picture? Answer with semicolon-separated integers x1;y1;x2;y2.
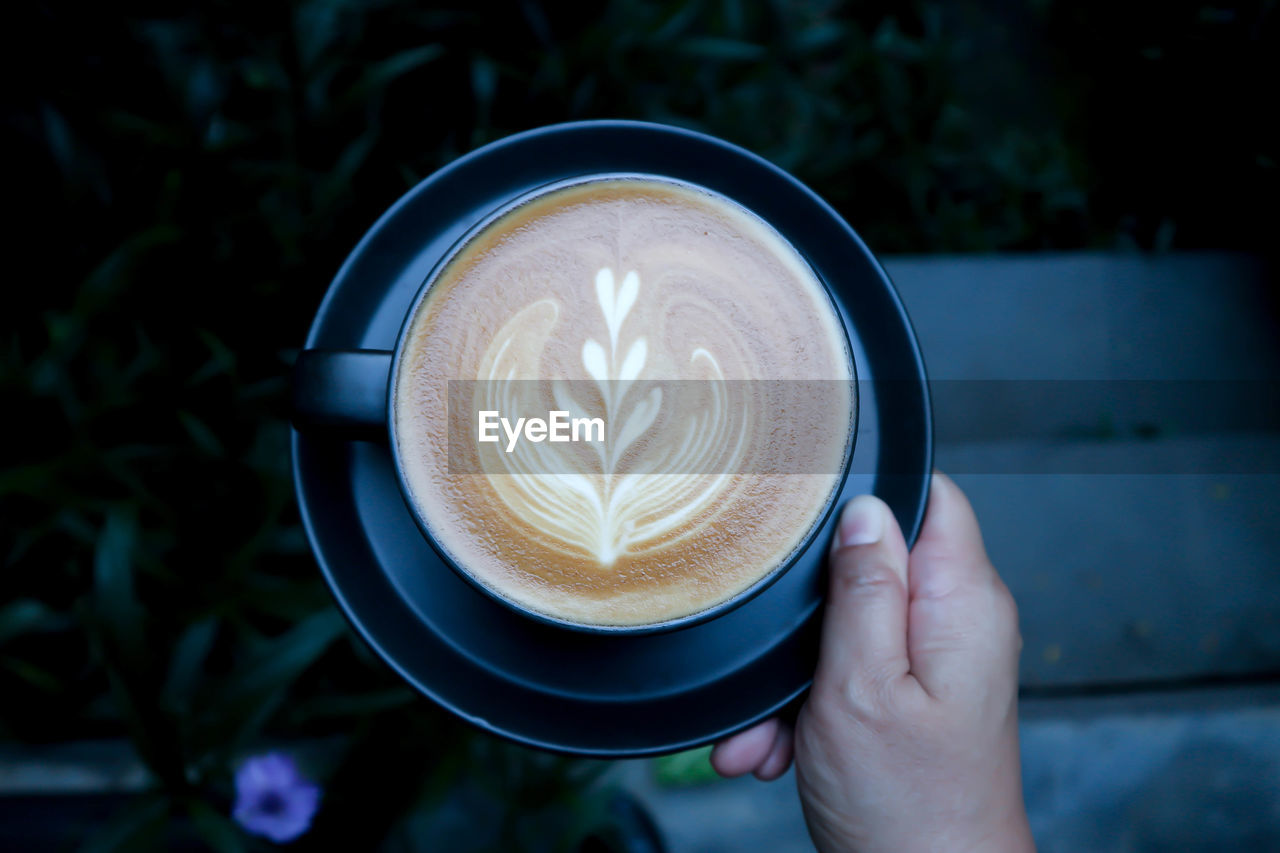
907;472;1021;698
812;495;913;697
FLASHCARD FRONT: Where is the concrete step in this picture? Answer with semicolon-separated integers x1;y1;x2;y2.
882;251;1279;382
621;686;1280;853
933;432;1280;474
882;251;1280;441
929;438;1280;688
996;462;1278;681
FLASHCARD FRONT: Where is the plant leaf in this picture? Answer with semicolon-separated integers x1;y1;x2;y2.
187;799;248;853
178;410;227;457
164;616;219;707
94;509;144;667
222;609;345;703
289;687;417;724
0;599;66;647
676;36;767;61
192;609;346;761
364;44;444;91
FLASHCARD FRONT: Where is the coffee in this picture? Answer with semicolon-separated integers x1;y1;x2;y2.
394;176;853;627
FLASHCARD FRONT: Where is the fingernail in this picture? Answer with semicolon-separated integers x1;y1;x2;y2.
838;495;884;547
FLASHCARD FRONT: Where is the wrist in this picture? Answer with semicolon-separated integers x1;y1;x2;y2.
956;810;1036;853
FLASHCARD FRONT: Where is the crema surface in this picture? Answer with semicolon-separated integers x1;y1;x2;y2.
395;178;853;627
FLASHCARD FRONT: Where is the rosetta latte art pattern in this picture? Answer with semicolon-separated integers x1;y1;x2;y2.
476;267;746;566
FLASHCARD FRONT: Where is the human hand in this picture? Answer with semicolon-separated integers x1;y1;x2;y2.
711;473;1033;853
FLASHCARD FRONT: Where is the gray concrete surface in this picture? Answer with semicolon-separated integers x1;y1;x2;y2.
883;252;1279;381
951;467;1280;688
624;689;1280;853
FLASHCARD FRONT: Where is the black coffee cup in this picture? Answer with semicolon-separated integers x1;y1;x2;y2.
293;171;857;634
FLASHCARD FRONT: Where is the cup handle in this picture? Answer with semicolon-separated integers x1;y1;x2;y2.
290;349;393;441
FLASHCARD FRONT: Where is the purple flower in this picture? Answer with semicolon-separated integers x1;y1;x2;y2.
232;752;321;843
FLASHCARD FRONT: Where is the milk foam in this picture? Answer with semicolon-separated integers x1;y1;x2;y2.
394;178;853;626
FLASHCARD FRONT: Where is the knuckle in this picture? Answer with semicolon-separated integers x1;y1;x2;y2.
989;582;1023;652
987;579;1018;625
830;555;902;598
812;671;885;726
836;669;901;729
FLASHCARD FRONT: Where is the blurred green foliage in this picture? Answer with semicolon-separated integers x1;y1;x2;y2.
652;747;721;788
1;0;1275;849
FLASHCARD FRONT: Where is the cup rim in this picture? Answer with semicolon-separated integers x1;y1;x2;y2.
384;171;858;635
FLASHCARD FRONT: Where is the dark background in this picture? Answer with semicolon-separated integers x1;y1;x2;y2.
2;1;1277;849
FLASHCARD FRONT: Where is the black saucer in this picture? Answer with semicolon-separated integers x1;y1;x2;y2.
292;120;932;756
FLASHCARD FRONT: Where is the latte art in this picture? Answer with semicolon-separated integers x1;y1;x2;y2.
395;177;853;627
476;266;749;567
